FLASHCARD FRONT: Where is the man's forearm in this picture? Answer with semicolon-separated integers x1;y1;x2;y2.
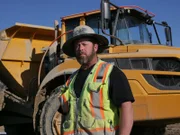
119;101;134;135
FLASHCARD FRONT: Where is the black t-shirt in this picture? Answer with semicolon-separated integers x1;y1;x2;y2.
74;64;135;107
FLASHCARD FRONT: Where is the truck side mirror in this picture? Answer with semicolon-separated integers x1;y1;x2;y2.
162;21;172;46
101;0;111;29
165;27;172;46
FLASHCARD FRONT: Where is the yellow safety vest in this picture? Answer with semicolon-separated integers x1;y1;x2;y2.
59;60;119;135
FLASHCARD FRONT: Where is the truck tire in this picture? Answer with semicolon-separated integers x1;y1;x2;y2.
39;88;62;135
131;126;165;135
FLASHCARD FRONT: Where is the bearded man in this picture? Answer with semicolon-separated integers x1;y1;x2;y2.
59;25;134;135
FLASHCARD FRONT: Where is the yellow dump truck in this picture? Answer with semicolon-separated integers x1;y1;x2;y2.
1;0;180;135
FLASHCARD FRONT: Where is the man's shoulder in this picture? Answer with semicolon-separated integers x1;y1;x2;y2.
101;60;115;68
100;59;123;74
112;65;121;71
110;65;125;77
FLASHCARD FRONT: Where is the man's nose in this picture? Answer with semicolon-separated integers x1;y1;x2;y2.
79;44;84;50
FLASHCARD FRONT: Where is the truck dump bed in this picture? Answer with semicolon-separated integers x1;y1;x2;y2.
0;23;59;125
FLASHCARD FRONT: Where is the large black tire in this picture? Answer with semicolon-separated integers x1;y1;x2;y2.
39;88;62;135
131;126;166;135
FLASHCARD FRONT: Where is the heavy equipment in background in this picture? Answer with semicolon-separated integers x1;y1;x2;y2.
1;0;180;135
0;23;60;134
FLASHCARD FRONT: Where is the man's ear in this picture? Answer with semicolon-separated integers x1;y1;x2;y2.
94;44;98;52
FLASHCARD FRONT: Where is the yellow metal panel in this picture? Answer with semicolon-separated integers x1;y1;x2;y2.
2;24;55;61
146;94;180;119
15;22;54;31
129;80;148;95
133;94;180;121
80;17;86;25
0;41;8;59
3;37;53;61
38;58;80;90
3;38;28;60
61;21;66;46
133;96;149;121
32;39;52;58
2;61;39;88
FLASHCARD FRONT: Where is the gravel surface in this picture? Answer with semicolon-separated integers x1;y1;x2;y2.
165;123;180;135
1;123;180;135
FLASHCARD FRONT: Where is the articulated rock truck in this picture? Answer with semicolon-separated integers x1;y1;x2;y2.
1;0;180;135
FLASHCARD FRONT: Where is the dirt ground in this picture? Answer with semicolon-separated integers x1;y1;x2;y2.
1;123;180;135
165;123;180;135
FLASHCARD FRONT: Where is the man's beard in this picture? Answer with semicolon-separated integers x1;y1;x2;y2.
76;49;96;65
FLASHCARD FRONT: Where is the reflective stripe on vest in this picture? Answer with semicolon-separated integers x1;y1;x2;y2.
90;62;111;119
60;94;69;113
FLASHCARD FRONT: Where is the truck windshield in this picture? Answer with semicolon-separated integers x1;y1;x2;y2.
115;15;151;45
65;11;151;45
85;13;151;45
